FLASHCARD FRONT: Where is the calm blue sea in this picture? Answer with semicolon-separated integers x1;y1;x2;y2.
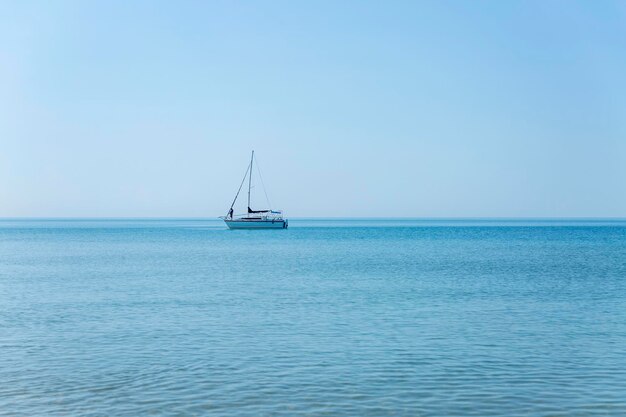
1;219;625;416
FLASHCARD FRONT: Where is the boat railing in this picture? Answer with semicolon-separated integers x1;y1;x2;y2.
223;212;284;220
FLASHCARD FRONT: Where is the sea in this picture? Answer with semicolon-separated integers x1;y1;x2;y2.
1;218;625;416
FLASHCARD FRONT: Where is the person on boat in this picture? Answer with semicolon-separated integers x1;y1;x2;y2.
228;208;234;219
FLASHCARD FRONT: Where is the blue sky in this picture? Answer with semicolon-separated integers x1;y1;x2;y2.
1;1;625;217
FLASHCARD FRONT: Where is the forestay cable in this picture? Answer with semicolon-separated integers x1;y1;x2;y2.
228;162;251;214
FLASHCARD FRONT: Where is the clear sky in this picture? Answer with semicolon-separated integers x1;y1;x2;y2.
1;1;625;217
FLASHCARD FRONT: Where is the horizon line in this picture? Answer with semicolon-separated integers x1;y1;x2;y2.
1;216;625;221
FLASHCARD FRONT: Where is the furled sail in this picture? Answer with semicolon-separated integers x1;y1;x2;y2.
248;207;270;213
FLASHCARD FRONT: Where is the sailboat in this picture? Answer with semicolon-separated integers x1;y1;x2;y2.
221;151;288;229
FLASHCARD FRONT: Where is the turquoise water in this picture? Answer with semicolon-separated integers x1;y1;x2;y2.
1;219;625;416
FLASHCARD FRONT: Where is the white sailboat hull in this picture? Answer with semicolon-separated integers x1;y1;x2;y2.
224;219;287;229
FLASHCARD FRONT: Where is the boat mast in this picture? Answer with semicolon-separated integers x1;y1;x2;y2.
247;150;254;210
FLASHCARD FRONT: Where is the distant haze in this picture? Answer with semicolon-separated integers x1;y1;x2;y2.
2;1;625;217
